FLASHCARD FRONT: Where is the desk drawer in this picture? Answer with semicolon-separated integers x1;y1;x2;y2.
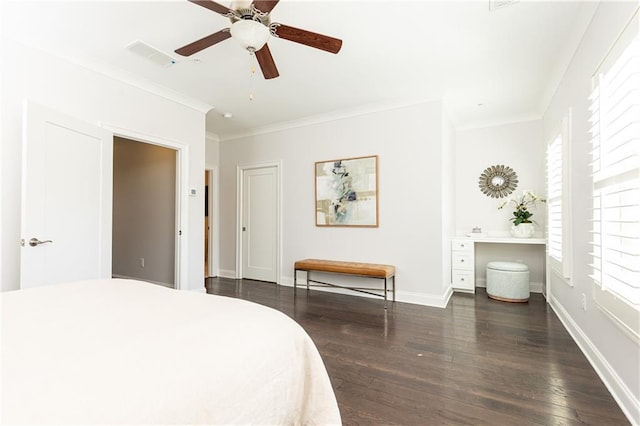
452;253;473;270
452;271;474;291
451;239;473;252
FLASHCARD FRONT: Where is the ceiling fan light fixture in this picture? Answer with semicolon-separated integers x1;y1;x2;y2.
230;19;270;52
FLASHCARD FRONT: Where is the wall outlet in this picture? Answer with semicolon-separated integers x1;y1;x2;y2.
139;257;145;268
581;293;587;311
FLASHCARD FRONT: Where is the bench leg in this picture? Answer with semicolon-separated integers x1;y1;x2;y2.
384;277;388;309
393;275;396;302
294;264;395;310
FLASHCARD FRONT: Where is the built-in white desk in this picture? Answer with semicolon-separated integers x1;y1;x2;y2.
451;236;546;293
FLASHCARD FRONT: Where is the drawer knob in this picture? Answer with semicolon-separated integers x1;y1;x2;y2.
461;278;465;281
460;259;465;263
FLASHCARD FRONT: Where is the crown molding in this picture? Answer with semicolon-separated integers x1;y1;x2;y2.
218;96;442;142
9;38;214;115
206;131;220;142
455;112;542;132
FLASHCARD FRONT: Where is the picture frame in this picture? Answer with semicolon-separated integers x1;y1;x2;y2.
315;155;379;227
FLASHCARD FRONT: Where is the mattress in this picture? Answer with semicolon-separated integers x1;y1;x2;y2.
1;279;341;424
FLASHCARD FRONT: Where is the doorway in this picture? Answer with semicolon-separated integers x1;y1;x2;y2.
112;137;177;288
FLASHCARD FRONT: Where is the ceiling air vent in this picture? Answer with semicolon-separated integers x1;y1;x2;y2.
489;0;519;11
126;40;177;67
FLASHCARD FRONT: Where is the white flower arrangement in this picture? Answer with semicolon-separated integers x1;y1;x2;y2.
498;190;546;225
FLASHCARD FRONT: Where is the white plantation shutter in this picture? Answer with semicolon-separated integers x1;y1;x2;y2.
547;134;563;262
546;113;572;280
589;8;640;338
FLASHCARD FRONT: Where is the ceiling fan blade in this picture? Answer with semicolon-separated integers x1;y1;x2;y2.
187;0;234;16
252;0;280;14
255;44;279;79
272;23;342;54
175;29;231;56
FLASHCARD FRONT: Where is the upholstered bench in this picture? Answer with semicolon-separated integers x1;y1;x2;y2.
294;259;396;308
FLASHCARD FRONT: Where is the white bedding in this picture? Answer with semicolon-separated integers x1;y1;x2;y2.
1;279;341;425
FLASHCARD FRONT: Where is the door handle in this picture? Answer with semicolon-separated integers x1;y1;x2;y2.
28;238;53;247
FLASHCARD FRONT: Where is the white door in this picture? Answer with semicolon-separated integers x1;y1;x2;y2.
242;166;277;282
20;101;113;288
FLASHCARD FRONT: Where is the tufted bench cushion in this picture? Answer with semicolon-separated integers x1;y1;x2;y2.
294;259;395;278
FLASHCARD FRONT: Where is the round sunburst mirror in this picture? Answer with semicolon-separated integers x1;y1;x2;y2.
478;165;518;198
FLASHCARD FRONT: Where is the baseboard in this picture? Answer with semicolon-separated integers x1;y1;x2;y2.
548;294;639;424
476;278;543;293
399;286;453;308
218;269;237;279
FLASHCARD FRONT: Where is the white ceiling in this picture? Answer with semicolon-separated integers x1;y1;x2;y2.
4;0;598;139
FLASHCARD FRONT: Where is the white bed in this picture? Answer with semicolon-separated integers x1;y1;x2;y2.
1;279;341;425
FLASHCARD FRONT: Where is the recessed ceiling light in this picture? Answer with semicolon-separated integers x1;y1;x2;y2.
192;58;202;64
222;112;233;119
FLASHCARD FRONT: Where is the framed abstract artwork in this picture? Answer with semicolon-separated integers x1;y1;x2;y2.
315;155;378;227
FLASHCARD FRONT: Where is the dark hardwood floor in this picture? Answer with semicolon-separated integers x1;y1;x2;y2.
205;278;628;425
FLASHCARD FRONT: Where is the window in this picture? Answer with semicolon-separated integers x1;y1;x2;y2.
546;112;572;281
589;9;640;339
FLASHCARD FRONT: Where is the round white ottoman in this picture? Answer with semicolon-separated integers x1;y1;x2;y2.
486;261;530;303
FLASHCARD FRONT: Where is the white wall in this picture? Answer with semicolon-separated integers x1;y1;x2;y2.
217;101;453;306
441;108;457;293
205;132;220;168
455;119;546;236
542;2;640;422
1;39;208;292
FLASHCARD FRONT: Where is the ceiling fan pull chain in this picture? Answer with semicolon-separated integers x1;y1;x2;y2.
249;52;256;101
250;67;255;100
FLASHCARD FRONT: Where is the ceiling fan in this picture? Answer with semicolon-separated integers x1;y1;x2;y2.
175;0;343;79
